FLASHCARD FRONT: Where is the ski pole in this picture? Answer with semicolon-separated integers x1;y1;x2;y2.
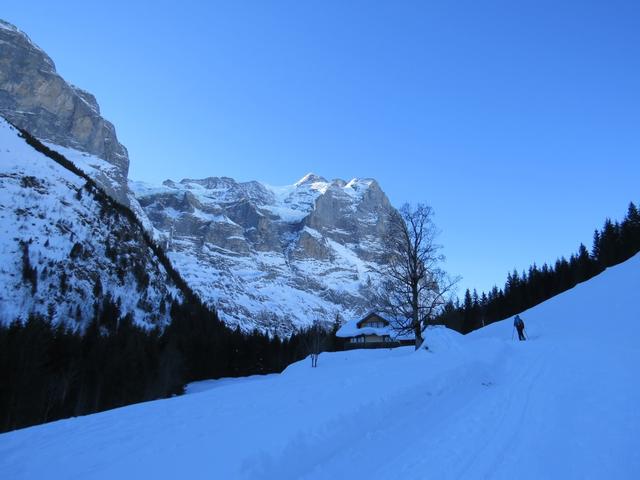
511;327;515;341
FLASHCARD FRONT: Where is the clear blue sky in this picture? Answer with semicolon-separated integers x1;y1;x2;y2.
4;1;639;296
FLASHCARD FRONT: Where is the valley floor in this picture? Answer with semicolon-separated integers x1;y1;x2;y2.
1;255;639;479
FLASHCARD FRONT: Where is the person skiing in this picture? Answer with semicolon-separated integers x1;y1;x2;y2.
514;315;526;341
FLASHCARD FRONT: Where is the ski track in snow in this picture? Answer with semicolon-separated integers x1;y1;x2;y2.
1;255;640;479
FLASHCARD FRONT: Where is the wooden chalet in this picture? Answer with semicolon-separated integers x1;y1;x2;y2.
336;312;414;349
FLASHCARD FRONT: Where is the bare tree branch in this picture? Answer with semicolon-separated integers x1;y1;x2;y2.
369;203;459;349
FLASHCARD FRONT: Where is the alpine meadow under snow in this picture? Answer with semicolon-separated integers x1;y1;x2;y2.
1;253;638;479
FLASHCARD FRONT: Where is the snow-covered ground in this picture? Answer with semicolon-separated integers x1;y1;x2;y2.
1;254;639;479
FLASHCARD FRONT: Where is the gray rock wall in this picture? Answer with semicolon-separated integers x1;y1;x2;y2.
132;175;398;334
0;19;129;204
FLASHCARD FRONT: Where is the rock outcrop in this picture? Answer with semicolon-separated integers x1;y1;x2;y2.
0;19;129;204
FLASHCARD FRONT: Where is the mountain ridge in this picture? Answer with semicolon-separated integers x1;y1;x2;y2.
131;172;395;334
0;18;396;335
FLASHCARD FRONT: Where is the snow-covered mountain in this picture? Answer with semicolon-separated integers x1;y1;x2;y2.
0;19;129;205
2;252;637;479
0;18;397;334
131;173;396;334
0;118;180;327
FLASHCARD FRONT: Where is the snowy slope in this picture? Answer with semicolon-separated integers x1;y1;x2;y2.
1;253;639;479
0;118;180;327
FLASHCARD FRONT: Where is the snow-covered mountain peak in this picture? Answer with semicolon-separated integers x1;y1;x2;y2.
345;177;376;189
1;19;396;335
0;20;41;52
131;172;397;334
134;176;276;209
343;177;380;197
291;173;378;196
0;19;19;32
294;172;328;187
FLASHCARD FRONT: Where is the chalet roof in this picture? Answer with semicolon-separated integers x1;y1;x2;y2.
336;312;414;341
356;311;390;328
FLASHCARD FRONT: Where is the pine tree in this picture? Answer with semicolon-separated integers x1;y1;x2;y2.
592;229;601;261
93;277;102;297
621;202;640;259
20;241;37;294
60;271;68;295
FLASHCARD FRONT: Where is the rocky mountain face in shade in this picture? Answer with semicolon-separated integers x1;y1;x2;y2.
0;19;129;204
131;173;397;334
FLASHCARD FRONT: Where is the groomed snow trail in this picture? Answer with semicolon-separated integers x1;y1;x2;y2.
1;255;639;479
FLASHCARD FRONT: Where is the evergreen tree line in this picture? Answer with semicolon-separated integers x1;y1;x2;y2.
0;296;341;433
438;203;640;334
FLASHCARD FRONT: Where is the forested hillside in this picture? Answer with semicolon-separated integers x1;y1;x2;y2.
440;203;640;332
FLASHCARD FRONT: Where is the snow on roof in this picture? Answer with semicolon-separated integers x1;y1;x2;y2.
337;312;414;341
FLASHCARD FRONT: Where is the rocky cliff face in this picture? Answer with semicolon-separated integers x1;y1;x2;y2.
0;20;129;204
132;173;396;335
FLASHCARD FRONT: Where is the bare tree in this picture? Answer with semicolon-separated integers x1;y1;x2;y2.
372;203;459;349
302;319;330;367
